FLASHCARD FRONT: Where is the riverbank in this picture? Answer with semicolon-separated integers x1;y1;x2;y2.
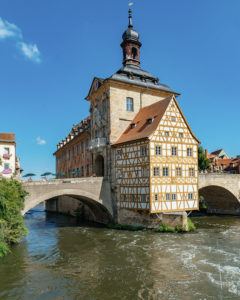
0;179;27;257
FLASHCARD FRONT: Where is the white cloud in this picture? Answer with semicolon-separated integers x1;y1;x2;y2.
36;137;46;145
0;16;41;63
0;17;22;40
19;42;41;63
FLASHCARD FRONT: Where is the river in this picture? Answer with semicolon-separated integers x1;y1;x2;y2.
0;205;240;299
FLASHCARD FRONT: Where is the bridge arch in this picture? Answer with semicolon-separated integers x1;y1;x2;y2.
199;185;240;215
23;178;114;224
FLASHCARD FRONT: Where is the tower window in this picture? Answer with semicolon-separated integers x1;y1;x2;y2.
132;47;138;59
126;97;134;111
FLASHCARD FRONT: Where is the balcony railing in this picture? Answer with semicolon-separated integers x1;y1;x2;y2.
3;153;11;160
89;138;107;150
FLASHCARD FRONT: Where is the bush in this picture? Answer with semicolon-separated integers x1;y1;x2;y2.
0;179;28;257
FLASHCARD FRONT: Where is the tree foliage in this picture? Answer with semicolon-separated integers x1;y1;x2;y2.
198;146;210;171
0;179;28;257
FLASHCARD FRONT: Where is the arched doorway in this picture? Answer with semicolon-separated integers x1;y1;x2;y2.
95;155;104;177
199;185;240;215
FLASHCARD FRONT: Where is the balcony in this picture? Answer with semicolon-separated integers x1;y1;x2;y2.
3;153;11;160
89;138;107;150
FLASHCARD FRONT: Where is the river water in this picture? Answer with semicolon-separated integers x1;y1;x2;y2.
0;206;240;300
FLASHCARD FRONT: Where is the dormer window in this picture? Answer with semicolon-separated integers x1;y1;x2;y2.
147;117;154;124
130;123;136;129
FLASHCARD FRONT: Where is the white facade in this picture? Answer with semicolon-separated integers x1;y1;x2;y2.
0;137;17;179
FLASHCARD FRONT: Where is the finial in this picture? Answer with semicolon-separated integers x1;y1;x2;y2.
128;1;134;28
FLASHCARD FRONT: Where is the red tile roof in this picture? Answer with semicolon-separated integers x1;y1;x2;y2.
114;96;200;145
0;133;15;142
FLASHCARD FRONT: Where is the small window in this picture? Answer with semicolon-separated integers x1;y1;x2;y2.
176;167;182;177
163;167;169;177
141;194;147;202
154;194;158;202
171;116;176;122
172;194;177;201
165;131;169;137
179;132;183;138
155;145;161;155
189;168;195;177
126;97;134;112
188;193;193;200
140;146;147;156
153;167;160;176
4;163;10;170
171;146;177;156
132;47;138;59
187;148;193;157
166;193;170;201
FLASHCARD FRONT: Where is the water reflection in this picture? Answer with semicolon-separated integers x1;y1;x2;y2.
0;207;240;299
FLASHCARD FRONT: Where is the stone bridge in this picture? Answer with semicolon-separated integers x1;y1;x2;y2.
199;174;240;215
23;177;114;223
22;174;240;221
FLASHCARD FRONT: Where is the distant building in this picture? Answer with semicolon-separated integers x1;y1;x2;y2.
0;133;20;178
207;149;240;173
54;9;199;215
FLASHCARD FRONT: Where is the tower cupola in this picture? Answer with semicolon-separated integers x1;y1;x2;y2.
121;8;142;68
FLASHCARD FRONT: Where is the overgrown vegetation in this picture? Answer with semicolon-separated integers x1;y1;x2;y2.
0;179;28;257
198;146;210;171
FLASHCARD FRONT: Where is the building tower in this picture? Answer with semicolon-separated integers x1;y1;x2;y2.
121;8;142;67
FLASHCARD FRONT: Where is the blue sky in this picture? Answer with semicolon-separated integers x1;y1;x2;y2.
1;0;239;176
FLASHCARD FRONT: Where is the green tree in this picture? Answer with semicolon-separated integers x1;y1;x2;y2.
198;146;210;171
0;179;28;257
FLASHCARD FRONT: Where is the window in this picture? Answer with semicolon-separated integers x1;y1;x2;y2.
142;167;149;177
153;167;160;176
176;167;182;177
4;163;9;170
166;193;170;201
187;148;193;157
132;47;138;59
163;167;169;177
189;168;195;177
154;194;158;202
179;132;183;138
155;145;161;155
171;116;176;122
171;146;177;156
188;193;193;200
165;131;169;137
141;194;146;202
172;194;177;201
140;146;147;156
126;97;134;111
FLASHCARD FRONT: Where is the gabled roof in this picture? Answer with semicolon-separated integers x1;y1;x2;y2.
114;97;172;145
0;133;15;143
114;96;200;145
211;149;224;156
85;77;104;100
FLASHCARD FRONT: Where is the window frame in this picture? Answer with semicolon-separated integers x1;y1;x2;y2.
162;167;169;177
126;97;134;112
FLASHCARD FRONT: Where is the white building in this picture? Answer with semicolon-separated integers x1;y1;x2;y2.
0;133;20;179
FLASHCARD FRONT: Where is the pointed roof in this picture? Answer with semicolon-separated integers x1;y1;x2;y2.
114;96;200;145
114;96;172;145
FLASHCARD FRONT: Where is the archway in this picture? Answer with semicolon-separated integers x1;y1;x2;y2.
95;155;104;177
199;185;240;215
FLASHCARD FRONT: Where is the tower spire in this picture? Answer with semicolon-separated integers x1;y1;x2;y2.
121;5;142;68
128;8;133;28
